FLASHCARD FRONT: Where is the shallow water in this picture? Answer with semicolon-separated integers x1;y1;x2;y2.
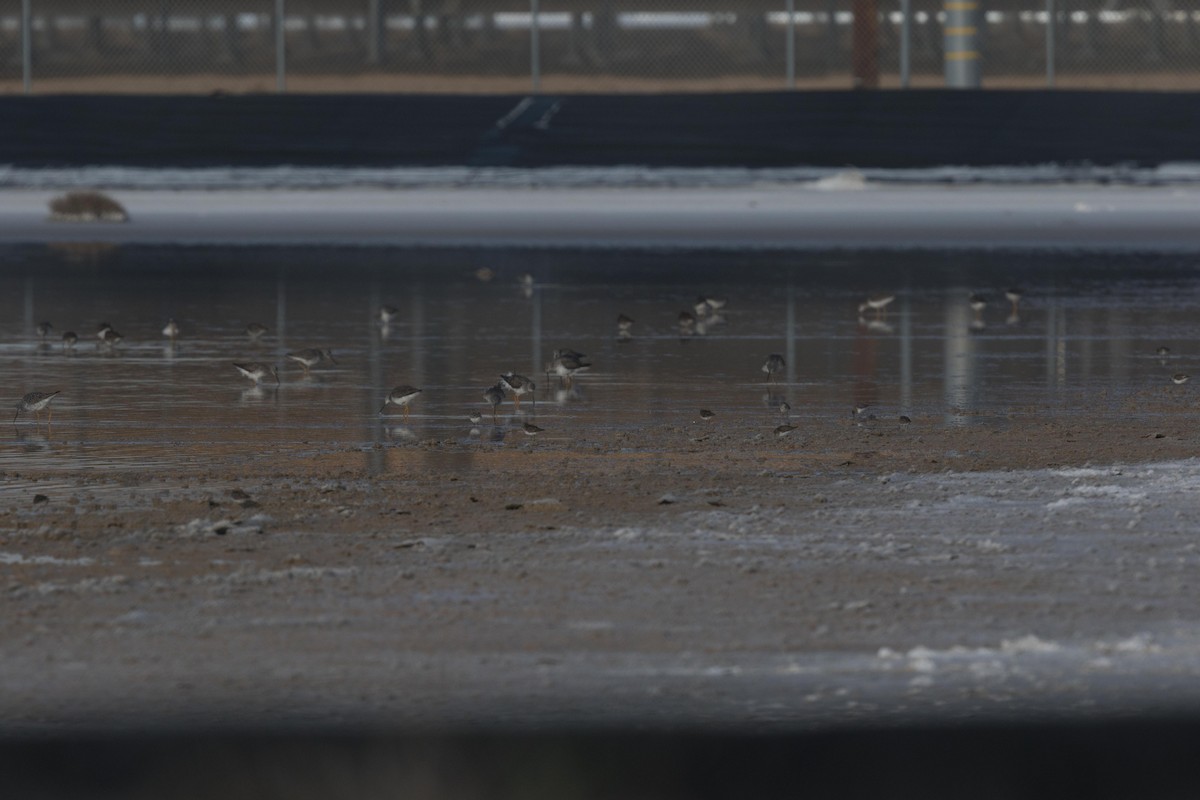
2;245;1199;476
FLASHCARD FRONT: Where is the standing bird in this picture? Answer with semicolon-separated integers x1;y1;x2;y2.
617;314;634;340
379;385;422;420
1005;288;1024;316
162;318;180;340
779;400;792;420
100;328;123;349
96;322;113;340
14;390;60;425
245;322;268;341
484;383;505;422
522;421;545;436
550;350;591;388
379;306;398;325
500;372;536;411
35;321;53;340
61;331;77;352
286;348;336;375
774;424;798;438
233;362;279;385
762;353;786;384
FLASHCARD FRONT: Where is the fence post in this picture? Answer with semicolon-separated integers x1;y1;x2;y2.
785;0;795;89
900;0;911;88
21;0;31;94
368;0;382;64
530;0;540;93
1045;0;1055;87
943;0;981;88
275;0;286;92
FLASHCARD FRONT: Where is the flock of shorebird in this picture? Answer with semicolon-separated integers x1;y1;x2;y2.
30;282;1164;439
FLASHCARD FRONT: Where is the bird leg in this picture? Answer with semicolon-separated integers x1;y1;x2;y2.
403;405;410;421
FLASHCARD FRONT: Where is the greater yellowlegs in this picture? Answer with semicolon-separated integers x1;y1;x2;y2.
484;383;505;422
245;322;268;341
233;362;279;385
500;372;536;410
162;319;180;340
14;390;60;424
762;354;785;384
286;348;336;375
379;385;422;420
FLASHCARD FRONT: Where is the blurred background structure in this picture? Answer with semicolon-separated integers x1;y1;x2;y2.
1;1;1197;94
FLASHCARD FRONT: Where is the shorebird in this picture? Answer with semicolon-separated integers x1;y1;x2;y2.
469;411;483;426
550;352;591;387
61;331;77;351
617;314;634;338
858;293;895;318
693;297;710;318
96;322;113;340
1005;288;1024;315
14;390;60;425
522;421;544;436
969;293;987;314
762;353;785;384
1173;374;1190;385
100;328;123;348
379;306;398;325
699;409;716;421
233;362;279;385
779;401;791;420
379;385;422;420
500;372;536;411
853;403;871;418
35;321;53;339
162;318;180;340
286;348;336;375
678;311;696;334
484;383;505;422
705;296;727;312
245;322;268;341
519;273;534;297
774;424;798;438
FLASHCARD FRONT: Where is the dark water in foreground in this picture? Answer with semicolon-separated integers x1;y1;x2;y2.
2;245;1199;476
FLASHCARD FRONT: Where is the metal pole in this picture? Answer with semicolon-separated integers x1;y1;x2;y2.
943;0;981;88
368;0;381;65
530;0;540;93
785;0;795;89
900;0;911;88
21;0;31;94
1046;0;1056;87
275;0;286;92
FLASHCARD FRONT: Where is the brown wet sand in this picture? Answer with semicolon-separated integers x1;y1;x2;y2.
6;401;1200;733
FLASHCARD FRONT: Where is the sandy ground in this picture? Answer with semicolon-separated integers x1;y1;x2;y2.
7;404;1200;733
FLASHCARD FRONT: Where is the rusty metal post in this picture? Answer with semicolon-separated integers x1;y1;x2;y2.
852;0;880;89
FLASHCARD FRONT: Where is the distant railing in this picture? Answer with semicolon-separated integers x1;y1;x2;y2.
3;2;1198;94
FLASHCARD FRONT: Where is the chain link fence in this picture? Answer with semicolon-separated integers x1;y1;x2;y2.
1;1;1197;93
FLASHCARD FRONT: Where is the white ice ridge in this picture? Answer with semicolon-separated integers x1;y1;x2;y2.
4;163;1200;191
0;552;94;566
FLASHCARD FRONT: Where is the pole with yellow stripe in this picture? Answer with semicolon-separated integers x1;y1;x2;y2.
944;0;981;88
